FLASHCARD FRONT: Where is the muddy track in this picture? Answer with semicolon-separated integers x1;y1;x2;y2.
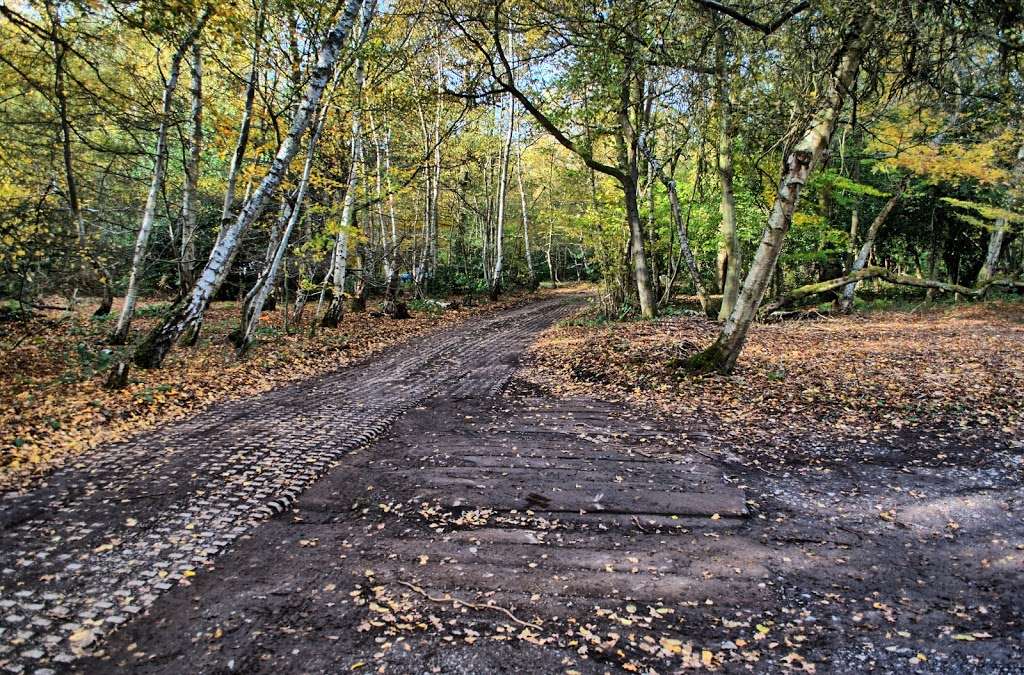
0;295;587;672
65;314;750;674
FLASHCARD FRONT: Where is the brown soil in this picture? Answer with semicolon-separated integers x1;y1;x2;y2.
2;296;1020;674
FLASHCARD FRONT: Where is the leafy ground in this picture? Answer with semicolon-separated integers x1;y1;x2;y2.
0;290;546;491
528;301;1024;472
62;297;1024;675
518;300;1024;672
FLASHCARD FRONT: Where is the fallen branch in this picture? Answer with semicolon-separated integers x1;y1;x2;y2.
396;580;543;630
760;266;1019;315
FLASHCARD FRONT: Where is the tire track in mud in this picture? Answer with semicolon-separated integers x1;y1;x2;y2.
0;295;583;672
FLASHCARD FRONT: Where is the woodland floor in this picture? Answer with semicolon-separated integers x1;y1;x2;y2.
1;295;1022;674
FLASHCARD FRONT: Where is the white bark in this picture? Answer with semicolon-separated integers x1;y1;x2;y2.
978;143;1023;283
491;93;515;298
179;41;203;290
323;54;368;325
840;184;906;310
636;136;707;311
414;103;431;285
134;0;364;368
111;6;212;343
546;220;557;287
515;143;535;287
323;0;375;325
696;13;876;372
238;105;326;352
369;109;400;291
977;220;1007;284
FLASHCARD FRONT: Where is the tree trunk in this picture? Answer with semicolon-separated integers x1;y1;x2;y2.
490;91;514;301
515;144;536;289
178;41;203;292
977;220;1007;285
763;265;1013;314
221;4;265;230
715;28;740;320
45;1;114;317
322;49;367;327
546;221;558;288
429;45;442;279
977;143;1023;284
236;104;326;354
485;24;653;312
132;0;364;368
637;137;707;312
414;102;434;287
689;13;875;373
839;180;906;311
622;179;656;317
111;6;212;345
615;59;657;319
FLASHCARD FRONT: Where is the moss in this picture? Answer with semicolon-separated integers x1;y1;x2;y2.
132;335;163;369
672;340;730;375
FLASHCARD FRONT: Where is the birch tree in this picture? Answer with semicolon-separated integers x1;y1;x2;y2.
322;3;374;327
839;179;908;311
490;88;515;300
220;2;266;230
177;41;203;291
515;143;536;289
110;5;213;344
236;105;327;353
977;142;1023;283
131;0;365;369
688;13;877;373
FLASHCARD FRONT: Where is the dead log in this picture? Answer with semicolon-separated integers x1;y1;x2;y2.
760;266;1013;315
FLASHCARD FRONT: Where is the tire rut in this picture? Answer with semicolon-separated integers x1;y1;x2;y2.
0;295;583;672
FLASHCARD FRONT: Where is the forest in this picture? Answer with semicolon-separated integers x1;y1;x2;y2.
1;0;1020;371
1;0;1023;673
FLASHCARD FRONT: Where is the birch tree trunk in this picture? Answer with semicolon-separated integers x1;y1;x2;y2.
237;106;325;354
490;92;515;300
374;111;402;308
369;112;390;281
977;220;1007;284
689;13;876;373
546;220;557;288
178;41;203;292
111;6;212;345
322;175;352;327
221;3;265;231
977;143;1023;283
131;0;364;369
321;0;377;323
515;144;536;289
637;136;707;312
715;29;740;320
844;93;861;277
839;182;906;311
414;102;433;286
429;45;443;280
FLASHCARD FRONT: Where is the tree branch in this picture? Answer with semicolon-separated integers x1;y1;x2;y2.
693;0;810;35
446;3;627;183
761;266;1015;315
